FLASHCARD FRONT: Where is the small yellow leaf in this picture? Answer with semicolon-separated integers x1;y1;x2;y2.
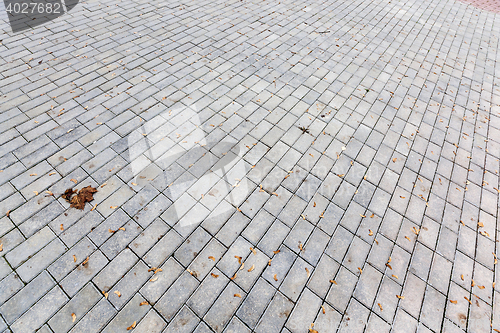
211;273;219;278
330;280;337;285
126;321;136;330
250;247;257;255
102;291;108;299
396;295;404;299
449;300;457;304
208;256;216;261
321;305;326;314
119;227;126;231
110;206;118;209
33;191;39;196
368;229;373;236
378;303;383;311
139;301;149;306
234;293;242;298
149;276;158;282
273;250;280;254
114;291;121;297
273;274;278;281
392;274;398;279
73;255;77;262
248;264;255;272
305;267;310;277
70;178;77;183
478;222;484;227
358;267;363;274
71;313;76;322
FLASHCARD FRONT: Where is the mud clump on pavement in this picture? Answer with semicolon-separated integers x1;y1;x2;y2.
62;186;98;210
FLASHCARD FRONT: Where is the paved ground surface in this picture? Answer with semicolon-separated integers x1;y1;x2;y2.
0;0;500;331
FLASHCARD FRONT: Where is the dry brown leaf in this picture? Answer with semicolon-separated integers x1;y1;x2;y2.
358;267;363;274
368;229;373;236
235;256;242;264
378;303;383;311
110;206;118;209
33;191;38;196
149;276;158;282
102;291;109;299
465;296;472;304
478;222;484;227
298;243;303;252
250;247;257;255
330;280;337;285
139;301;149;306
91;204;97;211
60;224;64;231
231;273;237;280
0;243;3;252
370;213;375;218
211;273;219;278
321;305;326;314
268;259;272;266
154;268;162;274
234;293;242;298
248;264;255;272
208;256;216;261
73;255;77;262
471;280;476;287
147;267;157;272
396;295;404;299
82;257;89;266
71;313;76;322
305;267;310;277
70;178;77;184
239;263;245;271
126;321;136;330
273;250;280;254
360;214;366;218
119;227;125;231
273;274;278;281
478;285;485;290
114;291;121;297
461;274;464;281
449;300;457;304
392;158;397;163
5;210;10;217
108;229;115;233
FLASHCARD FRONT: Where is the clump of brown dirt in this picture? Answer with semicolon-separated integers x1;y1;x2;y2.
62;186;98;210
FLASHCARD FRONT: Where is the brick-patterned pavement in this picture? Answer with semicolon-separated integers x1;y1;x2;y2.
0;0;499;331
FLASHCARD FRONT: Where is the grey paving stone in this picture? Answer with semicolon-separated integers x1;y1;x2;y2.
254;291;294;333
155;271;199;321
133;309;166;333
69;299;117;333
286;288;322;333
102;294;150;333
204;282;245;333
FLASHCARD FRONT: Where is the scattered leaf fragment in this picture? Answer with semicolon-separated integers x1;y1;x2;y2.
305;267;310;277
126;321;136;330
70;179;77;183
211;273;219;278
73;255;77;262
273;274;278;281
273;250;280;254
368;229;373;236
250;247;257;255
139;301;149;306
449;300;457;304
208;256;216;261
114;291;121;297
82;257;89;266
71;313;76;322
234;293;242;298
330;280;337;285
378;303;383;311
321;305;326;314
396;295;404;299
102;291;108;299
358;267;363;274
248;264;255;272
149;276;158;282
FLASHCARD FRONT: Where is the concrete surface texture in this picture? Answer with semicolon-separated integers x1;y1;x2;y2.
0;0;499;331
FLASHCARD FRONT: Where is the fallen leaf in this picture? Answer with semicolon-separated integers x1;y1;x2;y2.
273;274;278;281
149;276;158;282
405;236;411;241
235;256;242;264
392;158;397;162
70;179;77;183
370;213;375;218
126;321;136;330
268;259;272;266
298;243;303;251
392;274;398;279
449;300;457;304
396;295;404;299
368;229;373;236
358;267;363;274
110;206;118;209
273;250;280;254
234;293;242;298
71;313;76;322
73;255;77;262
30;173;37;176
211;273;219;278
360;214;366;218
465;296;472;304
471;280;476;287
208;256;216;261
248;264;255;272
5;210;10;217
461;274;464;281
60;224;64;231
114;291;121;297
378;303;383;311
330;280;337;285
305;267;310;277
82;257;89;266
139;301;149;306
478;222;484;227
250;247;257;255
321;305;326;314
33;191;39;196
102;291;108;299
147;267;157;272
478;285;485;289
231;273;237;280
154;268;162;274
109;229;115;233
